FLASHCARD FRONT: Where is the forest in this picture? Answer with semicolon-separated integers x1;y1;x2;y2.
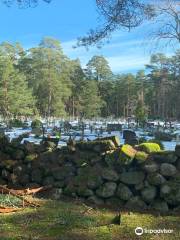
0;36;180;122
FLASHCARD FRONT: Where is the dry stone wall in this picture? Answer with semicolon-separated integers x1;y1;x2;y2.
0;135;180;213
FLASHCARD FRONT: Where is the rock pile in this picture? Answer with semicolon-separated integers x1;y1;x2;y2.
0;134;180;213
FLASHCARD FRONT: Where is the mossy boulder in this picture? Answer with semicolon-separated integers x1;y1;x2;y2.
76;140;115;153
137;143;161;153
97;136;120;147
25;154;38;162
119;144;137;165
135;151;149;164
119;171;145;185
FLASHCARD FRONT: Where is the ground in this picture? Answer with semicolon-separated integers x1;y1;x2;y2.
0;197;180;240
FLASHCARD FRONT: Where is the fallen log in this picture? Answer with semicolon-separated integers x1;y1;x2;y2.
0;206;23;213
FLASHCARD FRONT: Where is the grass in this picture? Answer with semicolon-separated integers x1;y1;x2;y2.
0;197;180;240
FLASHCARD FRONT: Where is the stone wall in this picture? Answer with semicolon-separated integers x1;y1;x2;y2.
0;135;180;213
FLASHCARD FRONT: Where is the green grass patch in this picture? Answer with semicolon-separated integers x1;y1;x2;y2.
0;198;179;240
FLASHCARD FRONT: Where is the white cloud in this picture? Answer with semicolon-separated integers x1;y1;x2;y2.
107;55;149;72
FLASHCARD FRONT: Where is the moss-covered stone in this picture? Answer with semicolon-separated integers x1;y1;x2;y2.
119;144;137;165
76;140;115;153
97;136;120;147
135;151;148;164
137;142;161;153
25;154;38;162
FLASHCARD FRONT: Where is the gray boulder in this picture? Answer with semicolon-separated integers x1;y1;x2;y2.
151;200;169;213
125;196;147;210
87;195;104;205
160;184;171;196
141;186;157;203
77;187;94;197
147;173;166;186
96;182;117;198
102;169;119;181
119;171;145;185
151;151;177;164
143;161;159;173
116;183;133;201
160;163;177;177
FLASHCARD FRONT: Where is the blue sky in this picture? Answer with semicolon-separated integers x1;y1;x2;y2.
0;0;179;73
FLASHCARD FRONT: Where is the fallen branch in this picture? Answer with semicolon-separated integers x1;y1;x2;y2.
0;185;52;196
0;185;43;208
